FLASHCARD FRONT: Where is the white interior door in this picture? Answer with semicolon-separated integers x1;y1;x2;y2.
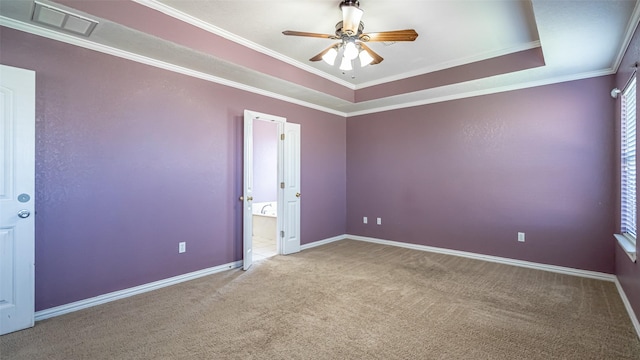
0;65;36;335
242;110;255;270
281;122;301;254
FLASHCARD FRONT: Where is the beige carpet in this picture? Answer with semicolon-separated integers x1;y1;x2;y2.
2;240;640;359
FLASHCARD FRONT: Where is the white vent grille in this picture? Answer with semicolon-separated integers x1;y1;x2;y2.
31;1;98;37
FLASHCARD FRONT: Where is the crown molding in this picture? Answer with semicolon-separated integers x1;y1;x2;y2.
0;11;624;119
612;0;640;73
346;68;615;117
354;40;543;90
133;0;356;90
0;16;348;117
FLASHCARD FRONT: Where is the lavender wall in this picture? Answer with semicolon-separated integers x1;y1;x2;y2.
355;47;545;102
347;76;616;273
0;27;346;311
253;120;278;203
615;23;640;321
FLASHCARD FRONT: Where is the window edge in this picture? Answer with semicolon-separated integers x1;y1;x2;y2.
614;233;637;263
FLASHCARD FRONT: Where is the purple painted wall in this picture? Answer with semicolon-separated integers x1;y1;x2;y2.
355;47;545;102
0;27;346;311
615;23;640;321
347;76;616;273
253;121;278;203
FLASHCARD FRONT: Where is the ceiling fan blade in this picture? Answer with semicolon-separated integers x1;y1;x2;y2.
282;30;339;39
309;43;341;62
360;29;419;42
359;43;384;65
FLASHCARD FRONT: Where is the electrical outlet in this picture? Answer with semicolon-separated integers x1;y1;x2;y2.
377;217;382;225
363;217;368;224
517;232;525;242
179;242;186;253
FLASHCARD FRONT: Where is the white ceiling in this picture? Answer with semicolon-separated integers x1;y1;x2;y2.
156;0;540;86
1;0;639;116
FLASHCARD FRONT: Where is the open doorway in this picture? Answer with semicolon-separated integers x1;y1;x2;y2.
251;119;279;261
243;110;300;270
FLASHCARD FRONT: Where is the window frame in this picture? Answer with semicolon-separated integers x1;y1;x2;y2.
617;75;637;262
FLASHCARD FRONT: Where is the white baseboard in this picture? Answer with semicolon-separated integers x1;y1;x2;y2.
300;234;346;250
35;260;243;321
35;234;640;340
344;234;640;338
346;234;616;281
615;278;640;339
35;234;346;321
35;235;344;321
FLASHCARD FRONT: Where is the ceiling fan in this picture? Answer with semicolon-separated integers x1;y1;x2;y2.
282;0;419;71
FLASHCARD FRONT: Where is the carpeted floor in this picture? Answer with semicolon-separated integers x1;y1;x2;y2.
2;240;640;359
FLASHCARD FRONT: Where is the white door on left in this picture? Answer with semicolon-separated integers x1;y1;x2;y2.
0;65;36;335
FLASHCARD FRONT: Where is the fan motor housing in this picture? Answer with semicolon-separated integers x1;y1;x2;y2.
335;21;365;40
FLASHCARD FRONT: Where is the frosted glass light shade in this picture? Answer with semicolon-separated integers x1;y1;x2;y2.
344;42;359;60
359;49;374;67
339;57;353;71
322;47;338;65
341;4;363;35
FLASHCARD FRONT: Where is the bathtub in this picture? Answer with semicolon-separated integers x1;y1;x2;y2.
253;201;277;217
252;202;277;240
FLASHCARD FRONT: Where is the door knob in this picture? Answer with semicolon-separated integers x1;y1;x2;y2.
18;210;30;219
240;196;254;201
296;193;301;198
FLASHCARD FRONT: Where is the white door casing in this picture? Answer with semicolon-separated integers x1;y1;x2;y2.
281;122;301;255
243;110;300;270
0;65;36;335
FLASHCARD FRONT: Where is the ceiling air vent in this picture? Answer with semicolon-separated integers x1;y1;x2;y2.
31;1;98;37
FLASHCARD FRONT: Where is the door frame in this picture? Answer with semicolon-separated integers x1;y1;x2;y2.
243;110;300;270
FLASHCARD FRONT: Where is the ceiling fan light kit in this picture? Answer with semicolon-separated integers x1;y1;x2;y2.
321;46;339;66
282;0;419;75
343;41;359;60
339;56;353;71
358;50;374;67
